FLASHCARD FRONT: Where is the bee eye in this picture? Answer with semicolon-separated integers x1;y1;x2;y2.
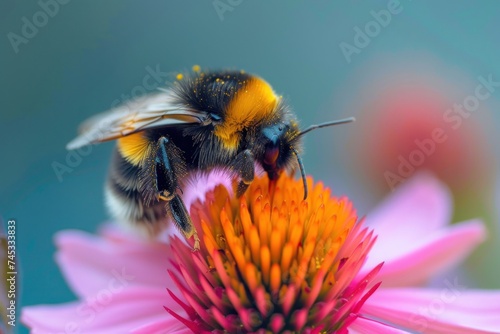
262;123;285;146
209;113;222;122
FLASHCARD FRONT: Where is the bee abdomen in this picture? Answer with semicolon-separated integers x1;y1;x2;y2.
105;148;167;236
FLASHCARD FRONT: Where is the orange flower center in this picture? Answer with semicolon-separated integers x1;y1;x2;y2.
166;174;381;333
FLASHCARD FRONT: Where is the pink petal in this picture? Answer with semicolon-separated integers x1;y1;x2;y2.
365;173;452;262
181;169;234;211
349;316;411;333
159;169;234;242
98;223;152;244
362;287;500;333
22;286;183;334
362;220;485;287
55;230;175;298
132;319;191;334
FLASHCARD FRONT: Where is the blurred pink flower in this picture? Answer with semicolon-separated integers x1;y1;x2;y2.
346;65;496;196
343;63;499;289
22;173;500;333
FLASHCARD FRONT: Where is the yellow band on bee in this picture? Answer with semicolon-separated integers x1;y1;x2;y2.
117;132;152;166
215;76;278;150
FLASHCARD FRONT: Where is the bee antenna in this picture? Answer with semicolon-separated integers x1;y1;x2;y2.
298;117;356;137
291;147;308;200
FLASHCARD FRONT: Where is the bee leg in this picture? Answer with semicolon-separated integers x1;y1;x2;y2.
154;137;179;199
155;137;199;250
167;194;200;251
230;149;255;197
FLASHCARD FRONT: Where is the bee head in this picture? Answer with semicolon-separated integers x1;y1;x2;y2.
257;117;301;181
255;116;355;200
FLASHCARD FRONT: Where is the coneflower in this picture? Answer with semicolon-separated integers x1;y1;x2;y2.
166;175;381;333
22;173;500;333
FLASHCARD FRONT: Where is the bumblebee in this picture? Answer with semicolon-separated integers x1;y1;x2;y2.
67;69;354;250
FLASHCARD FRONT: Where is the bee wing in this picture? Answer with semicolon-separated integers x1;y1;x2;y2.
66;91;209;150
